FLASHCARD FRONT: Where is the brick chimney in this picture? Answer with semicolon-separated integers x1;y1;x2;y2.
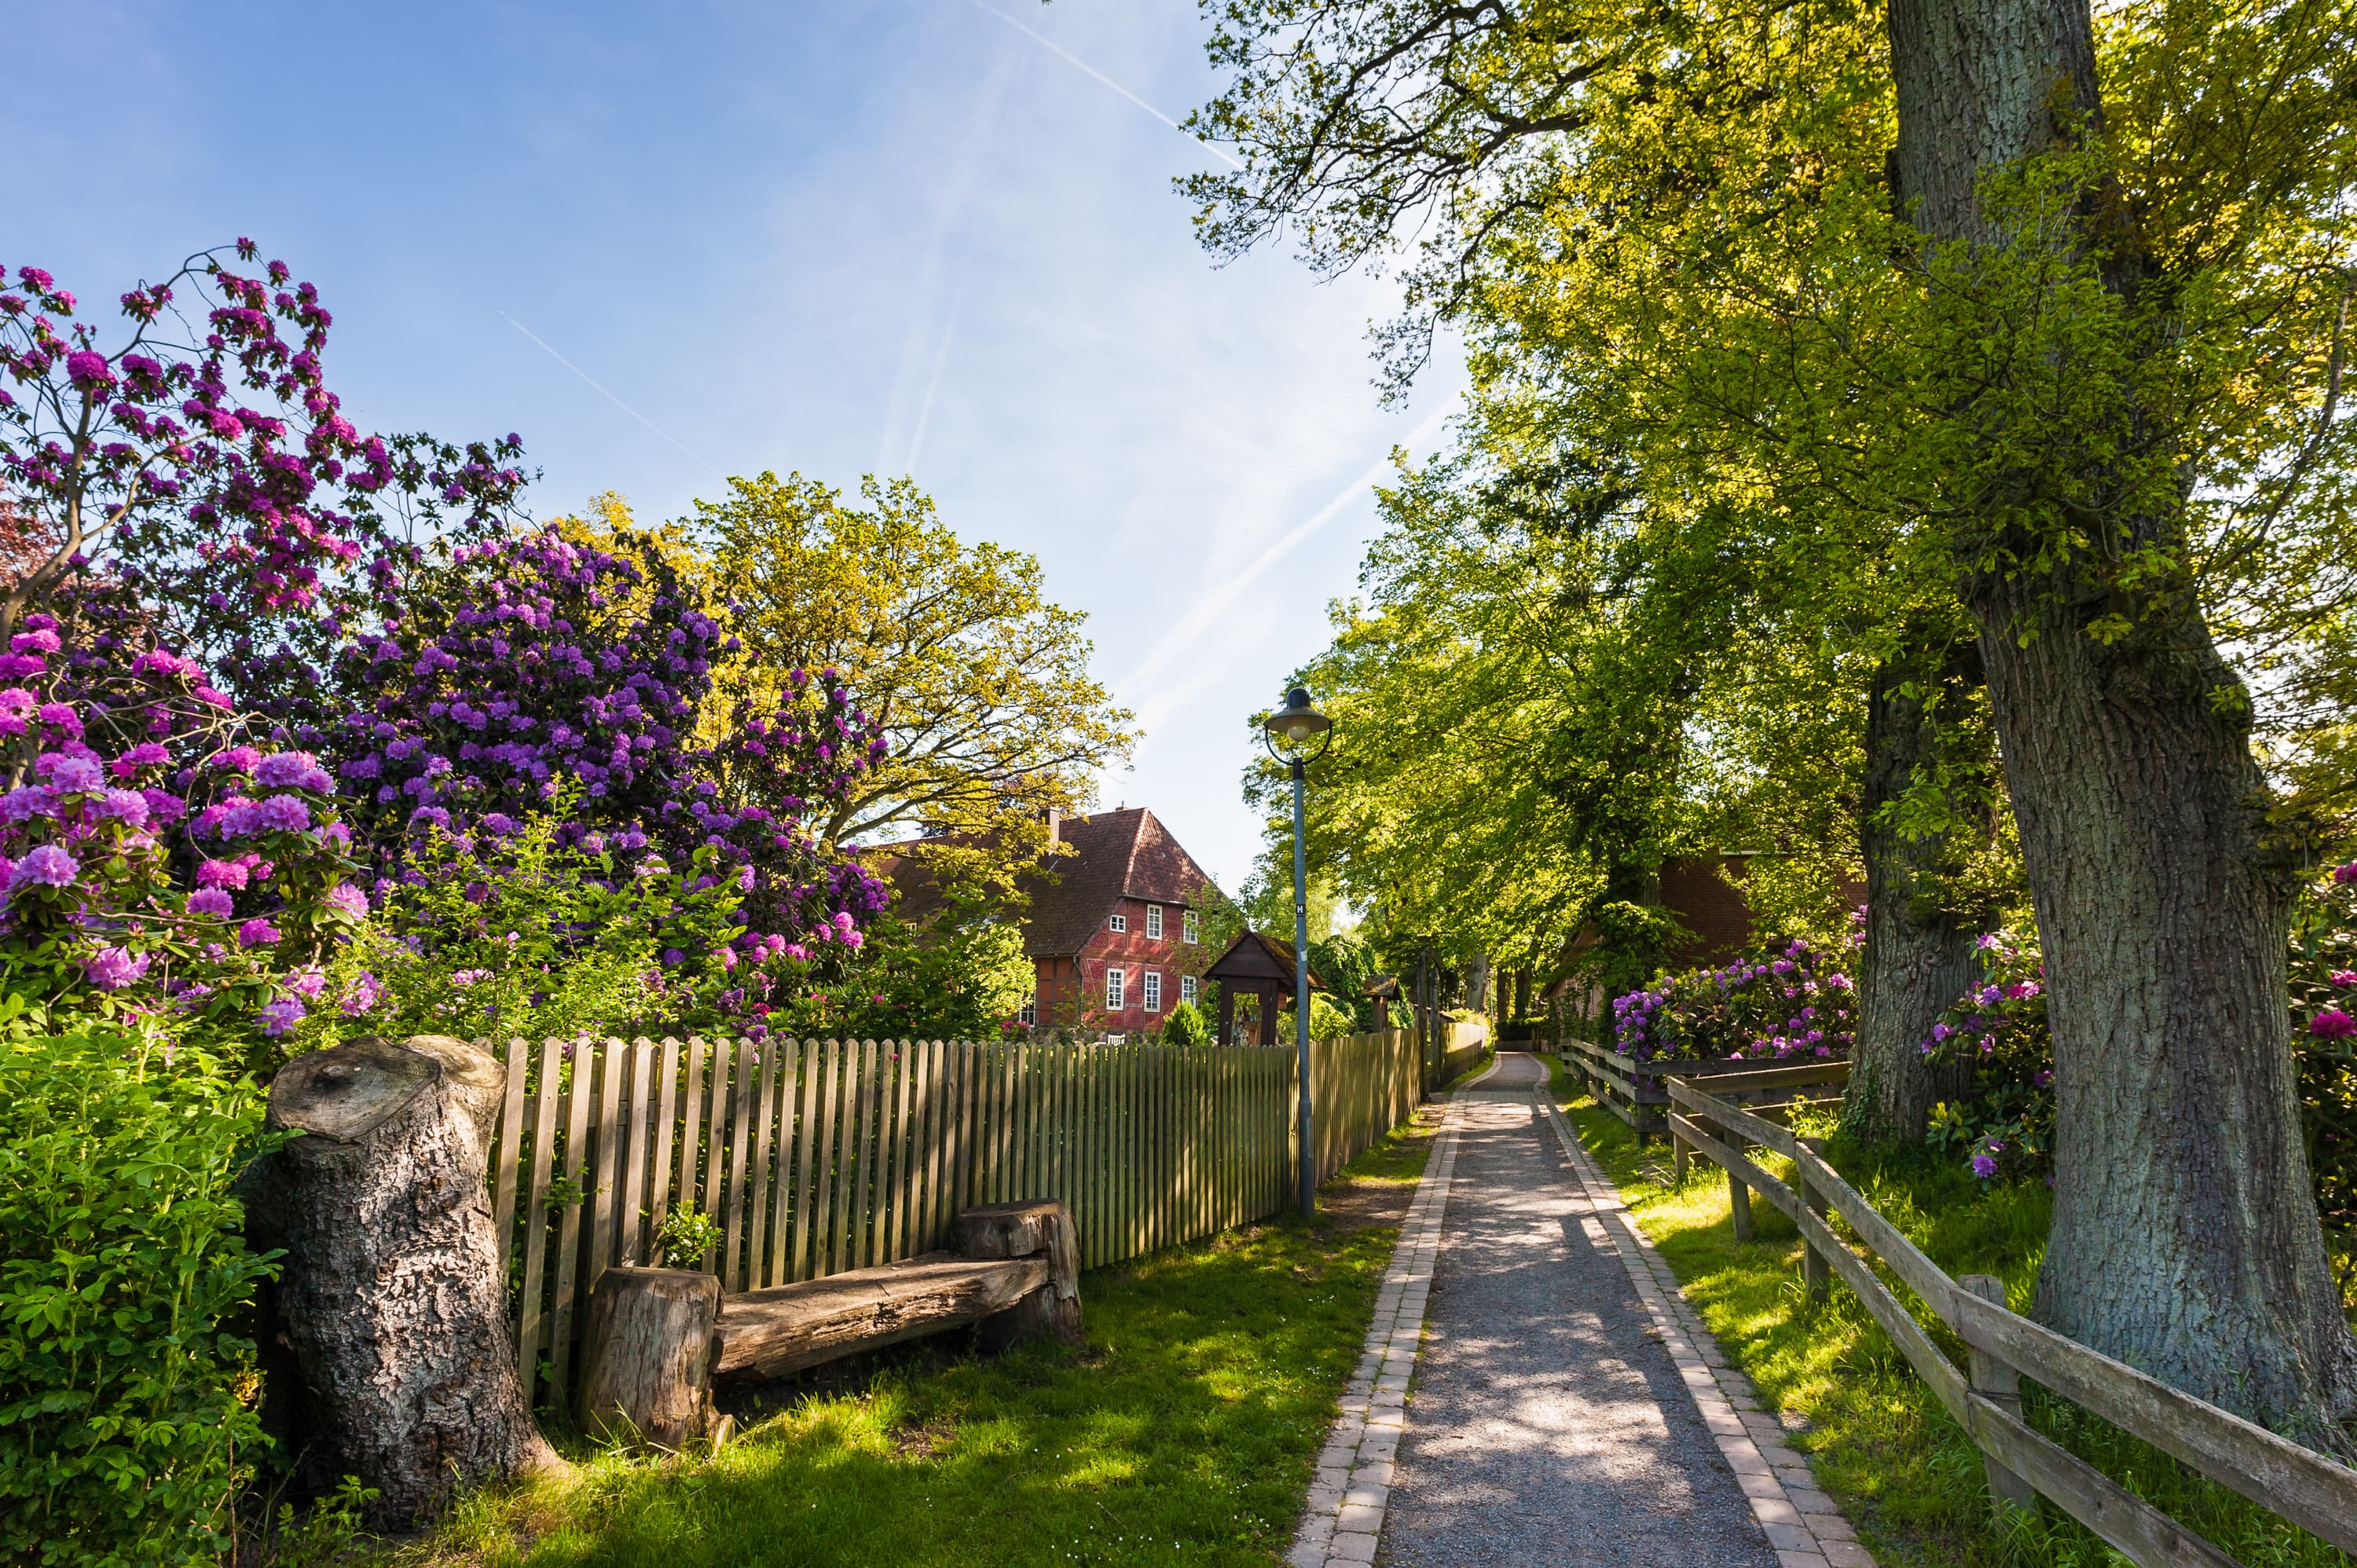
1045;806;1062;847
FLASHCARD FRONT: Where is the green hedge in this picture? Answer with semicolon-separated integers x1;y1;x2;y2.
0;1011;277;1564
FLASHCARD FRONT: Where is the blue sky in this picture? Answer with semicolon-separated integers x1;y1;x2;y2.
27;0;1461;892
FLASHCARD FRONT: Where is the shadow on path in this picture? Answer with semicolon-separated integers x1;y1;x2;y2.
1380;1057;1777;1568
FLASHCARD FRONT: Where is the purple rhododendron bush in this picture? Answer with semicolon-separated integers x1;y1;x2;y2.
1610;931;1858;1065
1908;866;2357;1230
0;244;910;1559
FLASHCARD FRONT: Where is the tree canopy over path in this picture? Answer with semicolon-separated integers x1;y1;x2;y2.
1187;0;2357;1438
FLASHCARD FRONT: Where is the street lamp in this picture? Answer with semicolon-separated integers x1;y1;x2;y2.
1262;686;1332;1217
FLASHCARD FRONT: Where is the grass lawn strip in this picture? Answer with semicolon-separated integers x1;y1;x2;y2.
394;1110;1442;1568
1545;1057;2356;1568
1286;1097;1461;1567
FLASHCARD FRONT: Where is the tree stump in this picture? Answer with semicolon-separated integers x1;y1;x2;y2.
240;1035;555;1529
955;1200;1082;1348
577;1267;722;1450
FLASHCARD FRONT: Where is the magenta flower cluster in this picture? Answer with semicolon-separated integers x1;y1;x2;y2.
0;247;521;619
1611;936;1857;1064
0;647;365;1040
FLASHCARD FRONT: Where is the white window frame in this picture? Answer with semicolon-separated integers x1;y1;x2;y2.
1180;974;1198;1005
1143;970;1162;1012
1106;966;1126;1009
1182;908;1200;943
1146;904;1164;940
1019;993;1036;1027
1108;910;1127;933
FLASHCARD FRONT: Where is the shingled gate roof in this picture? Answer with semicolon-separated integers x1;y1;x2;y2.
1022;807;1218;958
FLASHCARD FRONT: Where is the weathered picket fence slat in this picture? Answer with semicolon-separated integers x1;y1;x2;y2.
488;1027;1425;1398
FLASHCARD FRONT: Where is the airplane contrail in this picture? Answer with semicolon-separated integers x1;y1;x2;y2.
1121;403;1453;703
499;312;724;475
970;1;1245;169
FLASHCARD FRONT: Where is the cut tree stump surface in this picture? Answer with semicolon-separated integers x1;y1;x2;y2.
1292;1053;1879;1568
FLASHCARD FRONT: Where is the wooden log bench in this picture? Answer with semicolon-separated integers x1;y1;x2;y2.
577;1200;1081;1450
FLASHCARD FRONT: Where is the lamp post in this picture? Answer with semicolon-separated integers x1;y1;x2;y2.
1262;686;1332;1217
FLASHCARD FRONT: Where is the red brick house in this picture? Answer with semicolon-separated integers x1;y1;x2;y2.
1020;808;1220;1035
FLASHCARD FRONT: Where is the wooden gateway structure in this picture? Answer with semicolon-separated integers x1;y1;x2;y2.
1203;929;1325;1045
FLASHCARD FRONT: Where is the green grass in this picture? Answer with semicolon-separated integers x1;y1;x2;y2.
398;1116;1441;1568
1543;1057;2354;1568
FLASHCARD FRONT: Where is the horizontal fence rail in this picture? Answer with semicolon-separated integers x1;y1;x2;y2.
485;1028;1427;1401
1560;1035;1849;1139
1662;1066;2357;1568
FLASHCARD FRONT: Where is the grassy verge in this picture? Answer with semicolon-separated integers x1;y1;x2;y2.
392;1112;1442;1568
1542;1057;2353;1568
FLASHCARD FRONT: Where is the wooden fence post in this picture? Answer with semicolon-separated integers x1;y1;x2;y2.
1799;1164;1830;1301
1671;1130;1689;1185
1958;1273;2040;1520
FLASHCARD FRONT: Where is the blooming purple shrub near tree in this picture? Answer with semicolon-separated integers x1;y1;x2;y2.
279;522;891;991
1915;878;2356;1268
1611;934;1857;1065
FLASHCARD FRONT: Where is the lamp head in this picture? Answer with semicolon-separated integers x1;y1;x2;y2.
1260;686;1333;762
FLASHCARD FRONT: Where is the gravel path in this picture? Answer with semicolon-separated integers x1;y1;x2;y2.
1289;1052;1875;1568
1376;1050;1780;1567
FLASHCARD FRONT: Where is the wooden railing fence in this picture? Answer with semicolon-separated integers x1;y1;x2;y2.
1661;1063;2357;1567
1560;1034;1850;1139
486;1028;1426;1402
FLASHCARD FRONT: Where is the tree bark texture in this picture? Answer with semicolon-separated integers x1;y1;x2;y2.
1972;571;2357;1431
1846;640;1987;1144
957;1199;1085;1347
576;1267;722;1451
1890;0;2357;1434
241;1036;555;1527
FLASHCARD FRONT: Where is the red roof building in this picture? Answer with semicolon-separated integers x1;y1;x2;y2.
1021;808;1220;1035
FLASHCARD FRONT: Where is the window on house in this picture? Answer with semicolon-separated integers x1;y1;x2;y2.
1180;974;1198;1005
1142;970;1162;1012
1146;904;1164;940
1182;908;1200;943
1019;993;1036;1027
1106;967;1126;1009
1109;910;1127;933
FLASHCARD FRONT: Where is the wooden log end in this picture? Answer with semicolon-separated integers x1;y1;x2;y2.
577;1266;723;1452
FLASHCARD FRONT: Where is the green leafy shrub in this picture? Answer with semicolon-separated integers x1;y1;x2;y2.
0;1009;277;1565
1158;999;1211;1045
302;800;748;1049
652;1205;723;1270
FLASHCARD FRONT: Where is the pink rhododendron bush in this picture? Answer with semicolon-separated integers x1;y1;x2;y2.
0;243;901;1559
1915;869;2357;1218
1610;932;1857;1066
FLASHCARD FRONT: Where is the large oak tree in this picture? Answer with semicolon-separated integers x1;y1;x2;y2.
1187;0;2357;1431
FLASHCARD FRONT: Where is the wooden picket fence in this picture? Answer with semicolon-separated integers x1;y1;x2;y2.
484;1028;1426;1402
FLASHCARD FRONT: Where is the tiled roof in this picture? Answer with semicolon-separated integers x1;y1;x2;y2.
1021;807;1218;958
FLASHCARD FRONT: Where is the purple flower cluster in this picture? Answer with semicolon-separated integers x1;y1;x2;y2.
1921;931;2055;1182
280;524;888;969
0;665;364;1050
1611;936;1857;1064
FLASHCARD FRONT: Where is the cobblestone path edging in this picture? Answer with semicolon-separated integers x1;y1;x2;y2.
1286;1096;1464;1566
1534;1084;1877;1568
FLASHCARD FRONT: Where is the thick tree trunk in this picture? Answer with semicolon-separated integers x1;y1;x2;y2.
1972;570;2357;1432
242;1036;556;1527
1844;639;1986;1144
1890;0;2357;1433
